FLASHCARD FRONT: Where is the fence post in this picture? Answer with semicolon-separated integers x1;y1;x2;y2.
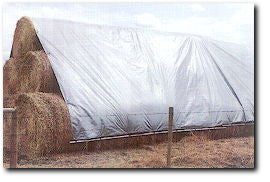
9;108;18;168
167;107;173;168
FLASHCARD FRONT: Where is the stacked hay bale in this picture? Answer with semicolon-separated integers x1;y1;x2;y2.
4;51;61;95
16;93;74;157
10;16;43;59
3;58;19;95
3;17;83;159
17;50;62;94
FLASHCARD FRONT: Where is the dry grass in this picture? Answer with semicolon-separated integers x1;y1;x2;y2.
3;136;254;168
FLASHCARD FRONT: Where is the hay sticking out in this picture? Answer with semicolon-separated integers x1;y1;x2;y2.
11;16;43;59
14;92;77;159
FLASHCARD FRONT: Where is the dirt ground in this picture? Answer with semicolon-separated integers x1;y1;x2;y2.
3;135;254;168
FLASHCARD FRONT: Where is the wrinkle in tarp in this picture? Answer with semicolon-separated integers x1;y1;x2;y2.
32;18;254;140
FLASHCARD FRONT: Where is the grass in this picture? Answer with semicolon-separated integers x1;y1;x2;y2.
3;135;254;168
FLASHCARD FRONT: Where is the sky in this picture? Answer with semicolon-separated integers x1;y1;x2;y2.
2;2;254;62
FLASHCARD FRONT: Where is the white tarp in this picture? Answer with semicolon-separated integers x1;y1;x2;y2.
32;18;254;140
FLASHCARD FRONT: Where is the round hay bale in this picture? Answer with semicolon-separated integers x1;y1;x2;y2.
3;58;20;95
3;94;18;108
11;16;43;59
15;92;75;158
17;50;61;94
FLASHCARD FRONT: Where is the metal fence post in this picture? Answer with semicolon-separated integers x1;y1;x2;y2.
167;107;173;168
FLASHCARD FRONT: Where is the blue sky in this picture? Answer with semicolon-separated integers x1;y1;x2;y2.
2;2;254;62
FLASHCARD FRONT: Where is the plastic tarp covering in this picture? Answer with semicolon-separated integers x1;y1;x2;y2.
32;18;254;140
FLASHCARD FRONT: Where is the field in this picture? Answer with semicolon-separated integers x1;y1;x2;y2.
3;135;254;168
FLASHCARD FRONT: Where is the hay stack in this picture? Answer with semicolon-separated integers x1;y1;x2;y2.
14;92;77;158
4;16;61;95
11;16;43;59
3;16;74;159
